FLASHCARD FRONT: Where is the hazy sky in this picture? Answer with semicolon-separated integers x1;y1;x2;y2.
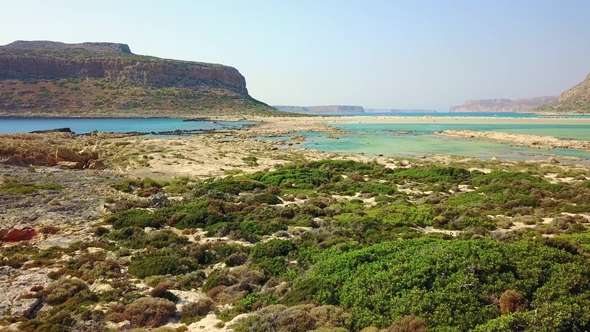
2;0;590;110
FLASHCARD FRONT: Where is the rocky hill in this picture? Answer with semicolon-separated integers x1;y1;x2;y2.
536;72;590;113
449;96;557;113
274;105;364;114
0;40;280;117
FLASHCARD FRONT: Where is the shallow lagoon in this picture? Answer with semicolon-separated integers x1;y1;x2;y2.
296;122;590;163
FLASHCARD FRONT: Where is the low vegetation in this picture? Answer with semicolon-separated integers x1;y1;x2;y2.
4;159;590;331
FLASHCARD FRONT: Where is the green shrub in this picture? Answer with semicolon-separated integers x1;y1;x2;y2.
128;254;191;278
0;178;63;194
44;277;88;305
245;193;282;205
108;209;165;229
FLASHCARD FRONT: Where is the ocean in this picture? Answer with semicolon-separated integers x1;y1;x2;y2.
1;114;589;163
0;118;254;135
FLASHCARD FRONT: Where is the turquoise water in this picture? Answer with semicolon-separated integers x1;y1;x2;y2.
0;118;255;134
296;122;590;163
2;116;590;163
333;123;590;140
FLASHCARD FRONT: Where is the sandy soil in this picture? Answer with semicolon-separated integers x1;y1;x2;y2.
330;115;590;125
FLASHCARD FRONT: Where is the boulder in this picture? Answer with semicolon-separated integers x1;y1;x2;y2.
56;148;84;163
150;192;170;207
0;228;37;242
87;160;106;170
57;160;85;169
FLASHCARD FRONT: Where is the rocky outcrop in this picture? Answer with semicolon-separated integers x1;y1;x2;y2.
537;72;590;113
449;97;557;113
0;41;247;94
274;105;364;114
0;41;279;116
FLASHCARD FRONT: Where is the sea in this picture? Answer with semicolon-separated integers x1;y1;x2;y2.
1;114;590;163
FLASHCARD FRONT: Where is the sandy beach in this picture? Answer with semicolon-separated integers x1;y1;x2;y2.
331;115;590;125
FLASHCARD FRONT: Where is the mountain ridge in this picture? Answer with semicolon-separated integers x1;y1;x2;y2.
0;40;280;117
449;96;557;113
536;72;590;113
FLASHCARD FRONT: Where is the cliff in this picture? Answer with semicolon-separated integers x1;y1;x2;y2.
449;96;557;113
0;41;280;117
274;105;364;114
536;72;590;113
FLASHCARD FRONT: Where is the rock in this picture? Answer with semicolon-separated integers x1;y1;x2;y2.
80;151;99;160
11;297;40;318
548;157;560;164
56;148;84;163
150;192;170;207
30;128;72;134
0;267;53;320
0;228;37;242
57;160;85;169
87;160;106;170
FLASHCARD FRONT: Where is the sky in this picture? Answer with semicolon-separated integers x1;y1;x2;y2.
1;0;590;111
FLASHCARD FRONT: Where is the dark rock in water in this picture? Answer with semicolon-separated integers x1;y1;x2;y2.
30;127;72;134
183;118;210;122
150;192;170;207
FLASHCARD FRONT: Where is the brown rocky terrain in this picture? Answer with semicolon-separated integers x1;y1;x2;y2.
536;72;590;113
0;41;280;117
449;96;557;113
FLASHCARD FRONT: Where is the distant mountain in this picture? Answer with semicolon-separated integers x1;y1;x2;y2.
274;105;364;114
0;40;280;117
536;72;590;113
449;96;557;113
365;109;437;114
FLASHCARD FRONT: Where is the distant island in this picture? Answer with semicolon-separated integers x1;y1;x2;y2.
0;40;280;117
449;96;557;113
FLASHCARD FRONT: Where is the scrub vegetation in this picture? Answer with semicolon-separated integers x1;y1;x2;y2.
5;159;590;331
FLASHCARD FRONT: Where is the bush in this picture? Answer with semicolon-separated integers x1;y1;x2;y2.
245;193;282;205
128;254;190;278
150;281;179;302
124;297;177;328
43;277;88;305
499;290;527;314
181;297;215;323
108;209;164;229
387;315;428;332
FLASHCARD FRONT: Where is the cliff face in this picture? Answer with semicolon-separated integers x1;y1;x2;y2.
537;73;590;113
449;96;557;113
274;105;364;114
0;41;277;117
0;41;247;94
